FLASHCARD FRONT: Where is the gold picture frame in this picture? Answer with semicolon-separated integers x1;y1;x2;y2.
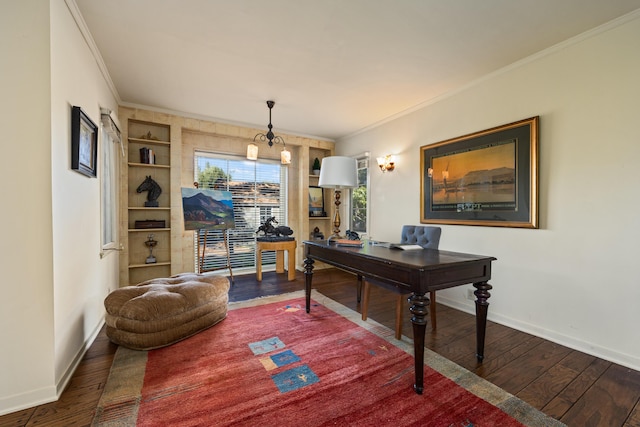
420;116;539;228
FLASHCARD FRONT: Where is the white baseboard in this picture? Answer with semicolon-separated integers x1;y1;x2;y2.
0;318;106;417
437;295;640;372
56;318;106;396
0;386;57;417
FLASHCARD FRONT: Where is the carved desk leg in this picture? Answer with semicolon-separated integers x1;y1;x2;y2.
409;292;429;395
304;257;315;313
473;281;492;361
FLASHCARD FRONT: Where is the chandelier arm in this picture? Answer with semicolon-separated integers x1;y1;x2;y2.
253;133;285;146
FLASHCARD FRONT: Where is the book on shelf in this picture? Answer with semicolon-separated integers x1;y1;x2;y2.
139;147;148;163
139;147;155;164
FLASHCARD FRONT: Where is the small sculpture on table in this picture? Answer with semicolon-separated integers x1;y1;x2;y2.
136;176;162;207
256;216;294;242
345;230;360;240
145;234;158;264
311;226;324;240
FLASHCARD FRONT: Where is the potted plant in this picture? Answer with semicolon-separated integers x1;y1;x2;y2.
312;158;321;175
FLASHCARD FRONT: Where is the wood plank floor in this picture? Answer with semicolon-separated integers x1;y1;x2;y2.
2;268;639;426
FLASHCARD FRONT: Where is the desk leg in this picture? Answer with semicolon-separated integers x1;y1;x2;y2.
409;292;429;395
304;257;314;313
473;281;492;361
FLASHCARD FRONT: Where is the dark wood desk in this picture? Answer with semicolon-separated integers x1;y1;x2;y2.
303;240;496;394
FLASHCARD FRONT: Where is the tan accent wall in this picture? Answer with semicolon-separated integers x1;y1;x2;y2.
119;106;334;285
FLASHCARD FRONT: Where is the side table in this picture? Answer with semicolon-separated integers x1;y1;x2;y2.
256;240;297;281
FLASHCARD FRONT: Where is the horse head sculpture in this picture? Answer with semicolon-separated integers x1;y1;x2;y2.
136;176;162;207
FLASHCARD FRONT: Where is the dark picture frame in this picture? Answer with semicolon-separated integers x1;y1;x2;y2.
420;116;539;228
71;106;98;177
309;186;326;217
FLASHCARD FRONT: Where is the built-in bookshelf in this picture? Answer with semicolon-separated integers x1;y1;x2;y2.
124;120;172;285
301;147;334;269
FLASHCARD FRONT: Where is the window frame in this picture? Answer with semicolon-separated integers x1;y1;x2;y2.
99;117;120;256
193;151;288;273
347;153;371;238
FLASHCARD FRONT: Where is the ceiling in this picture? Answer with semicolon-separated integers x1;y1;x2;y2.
75;0;640;141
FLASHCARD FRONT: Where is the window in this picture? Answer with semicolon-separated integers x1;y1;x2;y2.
194;152;287;272
100;112;121;255
348;155;370;237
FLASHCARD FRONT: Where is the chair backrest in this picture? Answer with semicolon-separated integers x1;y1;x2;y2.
400;225;441;249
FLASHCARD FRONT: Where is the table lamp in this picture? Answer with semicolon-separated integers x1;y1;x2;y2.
318;156;358;240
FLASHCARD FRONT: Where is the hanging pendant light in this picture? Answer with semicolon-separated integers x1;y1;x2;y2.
248;100;291;165
280;148;291;164
247;143;258;160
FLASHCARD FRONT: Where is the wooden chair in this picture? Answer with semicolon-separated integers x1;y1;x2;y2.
360;225;442;339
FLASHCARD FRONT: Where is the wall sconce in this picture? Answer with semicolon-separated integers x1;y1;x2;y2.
376;155;395;172
247;100;291;165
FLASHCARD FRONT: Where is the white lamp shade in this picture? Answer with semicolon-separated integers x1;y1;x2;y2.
318;156;358;188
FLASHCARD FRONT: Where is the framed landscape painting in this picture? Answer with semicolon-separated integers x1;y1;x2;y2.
181;188;235;230
420;116;539;228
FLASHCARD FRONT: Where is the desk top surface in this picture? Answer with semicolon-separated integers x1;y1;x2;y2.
303;240;496;270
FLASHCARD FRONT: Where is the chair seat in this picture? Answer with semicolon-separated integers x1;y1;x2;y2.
360;276;437;339
359;225;441;339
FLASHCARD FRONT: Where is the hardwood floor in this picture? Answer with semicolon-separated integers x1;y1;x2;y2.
2;268;639;426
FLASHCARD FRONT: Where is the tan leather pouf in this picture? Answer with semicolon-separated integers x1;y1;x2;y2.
104;273;230;350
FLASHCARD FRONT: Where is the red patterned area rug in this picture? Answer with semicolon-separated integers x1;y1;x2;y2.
93;290;564;427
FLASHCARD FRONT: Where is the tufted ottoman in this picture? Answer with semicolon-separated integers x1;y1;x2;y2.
104;273;230;350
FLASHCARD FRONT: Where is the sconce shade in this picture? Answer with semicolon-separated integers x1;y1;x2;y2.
376;154;395;172
318;156;358;189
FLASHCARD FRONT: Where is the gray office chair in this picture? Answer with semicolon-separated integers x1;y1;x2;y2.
360;225;442;339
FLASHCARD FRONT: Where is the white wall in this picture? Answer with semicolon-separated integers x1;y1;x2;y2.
0;0;56;412
0;0;120;415
338;13;640;371
50;0;119;394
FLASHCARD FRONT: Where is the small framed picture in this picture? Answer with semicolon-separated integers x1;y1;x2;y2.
71;106;98;177
309;186;326;217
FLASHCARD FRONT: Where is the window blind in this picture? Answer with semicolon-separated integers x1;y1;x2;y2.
194;152;287;272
